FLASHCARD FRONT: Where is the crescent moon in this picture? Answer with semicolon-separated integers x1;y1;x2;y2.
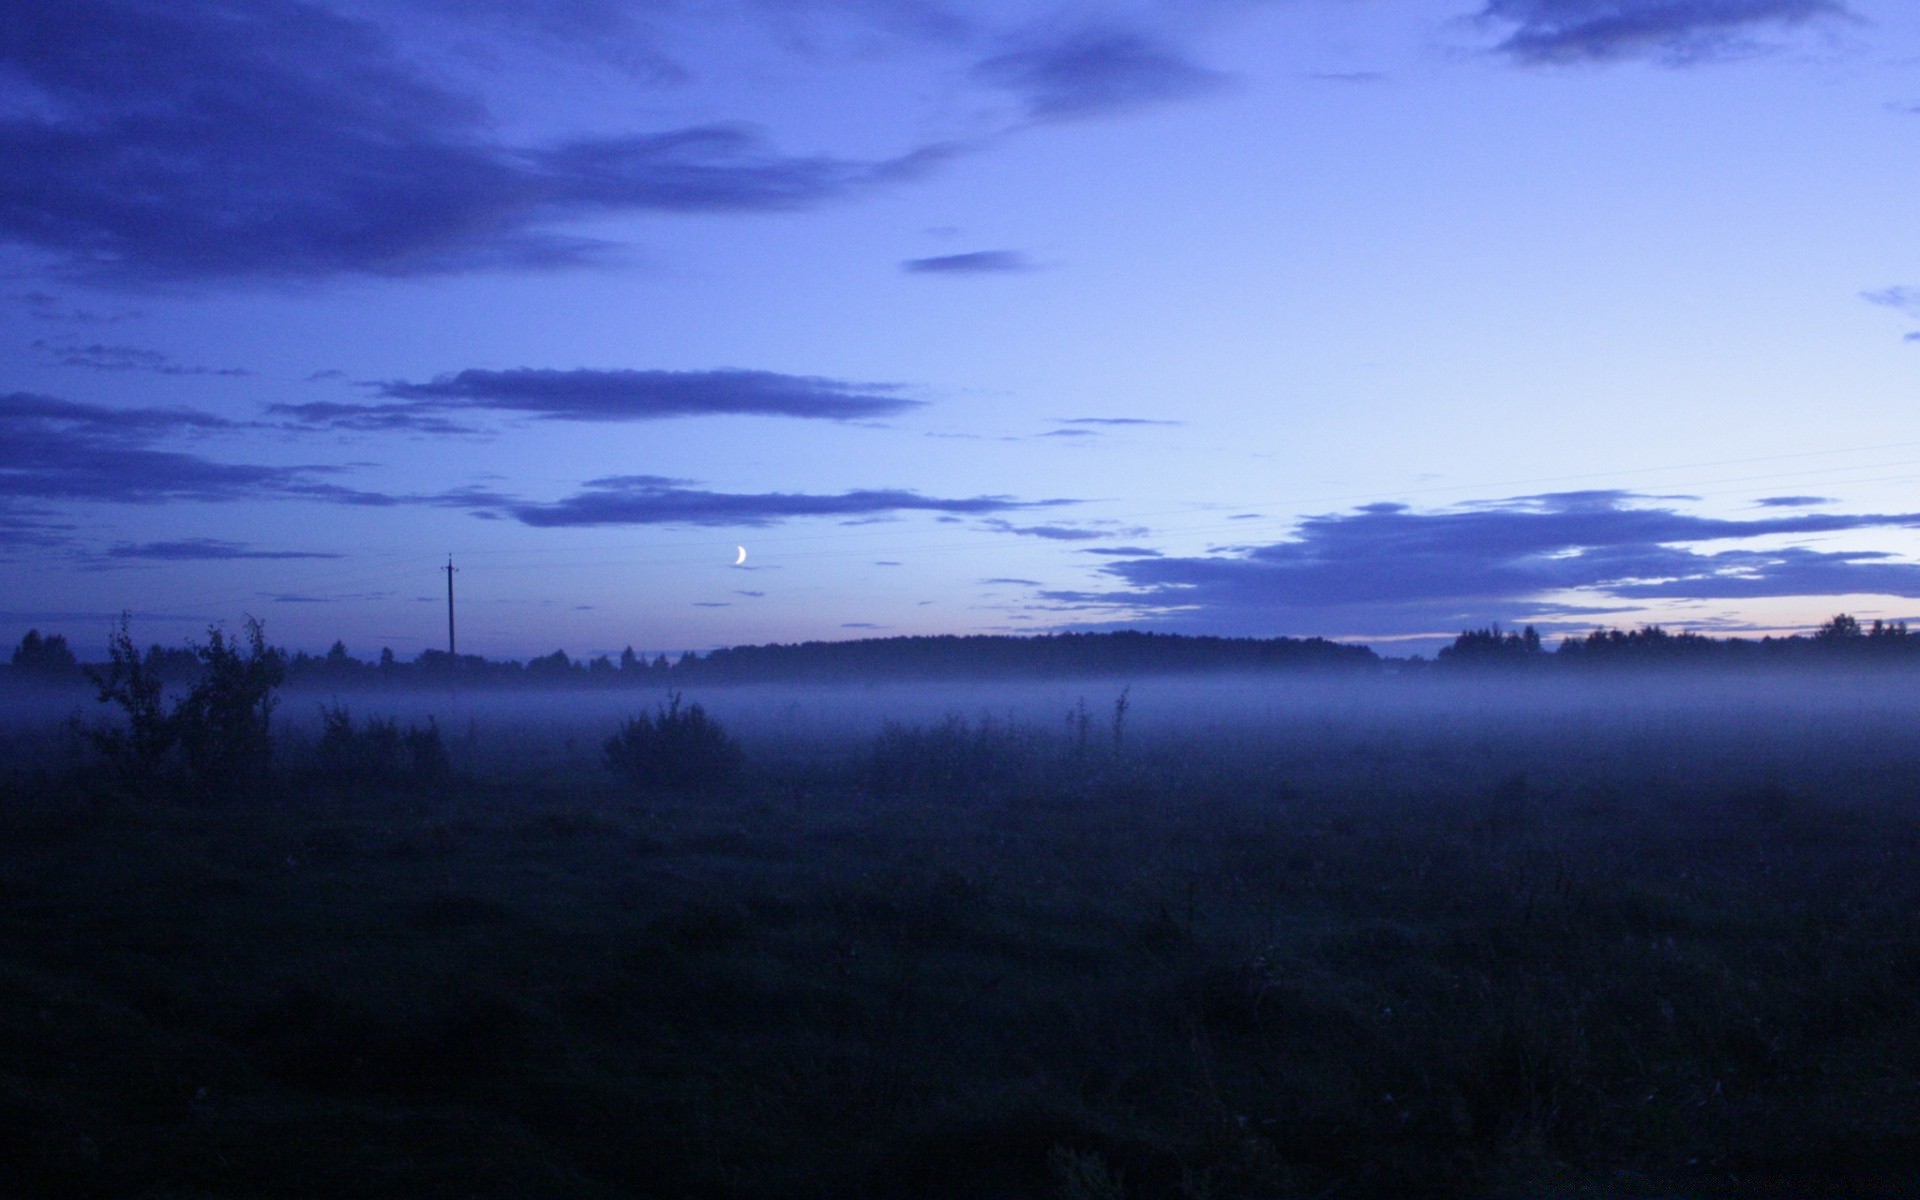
734;545;747;566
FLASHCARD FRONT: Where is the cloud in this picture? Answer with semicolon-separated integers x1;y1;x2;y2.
981;577;1042;586
1078;545;1162;557
1862;285;1920;314
270;401;483;435
485;475;1066;527
1058;417;1184;427
981;519;1107;540
1756;495;1832;508
353;367;920;424
12;292;141;323
0;390;378;506
1480;0;1846;65
1038;428;1098;438
972;25;1225;120
1059;490;1920;638
33;340;250;377
106;538;340;561
0;0;955;282
902;250;1032;274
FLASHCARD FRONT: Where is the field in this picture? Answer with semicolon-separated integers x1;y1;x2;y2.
2;674;1918;1198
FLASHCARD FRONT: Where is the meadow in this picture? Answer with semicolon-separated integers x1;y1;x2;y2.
1;672;1917;1198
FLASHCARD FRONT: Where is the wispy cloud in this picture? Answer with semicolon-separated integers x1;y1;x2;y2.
902;250;1032;274
368;367;919;423
0;391;385;508
33;340;249;377
1756;495;1832;508
981;518;1107;540
972;24;1226;120
106;538;340;561
1862;285;1920;313
473;475;1067;528
1480;0;1847;66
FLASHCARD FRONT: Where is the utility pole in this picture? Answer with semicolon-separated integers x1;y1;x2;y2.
443;555;457;656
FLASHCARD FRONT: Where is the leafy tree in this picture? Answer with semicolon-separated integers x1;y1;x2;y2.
85;617;176;784
11;629;78;676
84;616;284;798
1816;613;1864;641
173;618;285;798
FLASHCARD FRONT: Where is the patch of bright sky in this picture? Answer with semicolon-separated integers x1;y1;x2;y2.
11;1;1920;654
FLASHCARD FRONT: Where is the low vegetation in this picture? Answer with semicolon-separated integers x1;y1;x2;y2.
3;625;1919;1197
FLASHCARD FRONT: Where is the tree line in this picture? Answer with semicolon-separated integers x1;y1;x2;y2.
10;616;1916;688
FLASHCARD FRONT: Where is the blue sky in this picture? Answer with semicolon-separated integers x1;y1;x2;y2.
7;0;1920;658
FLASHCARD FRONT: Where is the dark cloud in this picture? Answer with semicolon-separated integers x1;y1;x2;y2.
1038;428;1098;438
106;538;340;561
33;340;250;377
0;390;374;506
1756;495;1832;508
1078;545;1162;557
1063;491;1920;638
1058;417;1183;427
1481;0;1847;66
902;249;1031;274
488;475;1064;527
981;577;1042;586
357;367;920;423
270;401;484;435
0;0;954;282
972;25;1225;120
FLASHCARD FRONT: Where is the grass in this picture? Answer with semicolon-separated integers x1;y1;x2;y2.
1;700;1918;1197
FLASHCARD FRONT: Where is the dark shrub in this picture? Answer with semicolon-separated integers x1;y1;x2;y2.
865;715;1041;798
315;705;449;790
10;629;78;677
84;616;284;798
604;693;741;795
172;619;284;799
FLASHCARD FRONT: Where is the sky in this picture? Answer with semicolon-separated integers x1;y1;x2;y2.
8;0;1920;660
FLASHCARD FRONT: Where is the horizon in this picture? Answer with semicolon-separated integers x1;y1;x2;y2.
9;1;1920;658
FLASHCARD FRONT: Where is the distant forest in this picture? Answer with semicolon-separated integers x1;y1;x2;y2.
7;614;1920;688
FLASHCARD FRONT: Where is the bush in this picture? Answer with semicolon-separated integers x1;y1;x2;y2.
865;715;1043;798
314;705;449;791
84;616;284;799
604;693;741;795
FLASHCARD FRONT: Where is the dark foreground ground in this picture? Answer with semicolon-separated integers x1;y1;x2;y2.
2;696;1918;1198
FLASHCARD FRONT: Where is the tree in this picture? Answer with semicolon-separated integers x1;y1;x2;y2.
173;618;284;798
84;616;284;799
1815;613;1863;642
11;629;78;676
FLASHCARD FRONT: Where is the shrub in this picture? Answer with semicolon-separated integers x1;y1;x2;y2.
604;693;742;795
84;616;284;798
173;619;284;798
84;617;175;785
315;705;450;791
865;715;1043;798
